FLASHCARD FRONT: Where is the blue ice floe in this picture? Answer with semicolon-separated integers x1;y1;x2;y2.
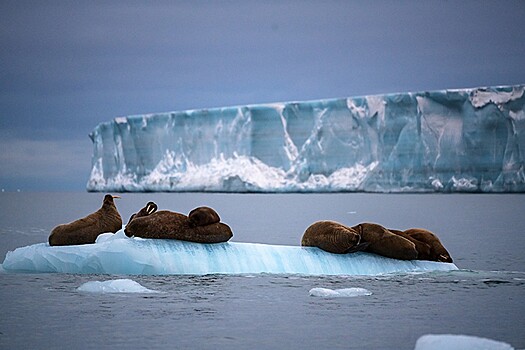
2;229;457;276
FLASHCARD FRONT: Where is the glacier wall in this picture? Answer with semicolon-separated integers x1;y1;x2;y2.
1;229;457;276
87;85;525;192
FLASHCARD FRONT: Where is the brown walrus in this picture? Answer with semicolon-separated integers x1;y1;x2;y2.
388;228;432;260
351;222;419;260
302;221;452;262
49;194;122;246
124;203;233;243
400;228;453;263
301;221;369;254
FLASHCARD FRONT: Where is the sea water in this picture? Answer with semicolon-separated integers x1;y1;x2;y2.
0;193;524;349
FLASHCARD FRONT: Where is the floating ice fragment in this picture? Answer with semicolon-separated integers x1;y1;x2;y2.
309;287;372;297
77;279;159;294
414;334;514;350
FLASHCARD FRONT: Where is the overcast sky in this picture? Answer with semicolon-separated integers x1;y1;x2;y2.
1;0;524;191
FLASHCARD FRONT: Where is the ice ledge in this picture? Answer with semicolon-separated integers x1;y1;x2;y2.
87;85;525;193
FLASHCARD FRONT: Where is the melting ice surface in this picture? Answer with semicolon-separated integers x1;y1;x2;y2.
1;229;457;276
87;85;525;193
77;279;159;294
414;334;515;350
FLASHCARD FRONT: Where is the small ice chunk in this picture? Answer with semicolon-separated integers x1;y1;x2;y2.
414;334;514;350
309;287;372;297
94;232;115;243
95;227;127;243
77;279;159;294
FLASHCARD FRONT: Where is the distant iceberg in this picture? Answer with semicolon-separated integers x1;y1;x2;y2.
1;229;457;276
87;85;525;193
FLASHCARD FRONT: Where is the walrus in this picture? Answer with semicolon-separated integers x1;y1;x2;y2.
48;194;122;246
301;221;370;254
302;221;453;262
387;229;432;260
351;223;419;260
125;203;233;243
401;228;453;263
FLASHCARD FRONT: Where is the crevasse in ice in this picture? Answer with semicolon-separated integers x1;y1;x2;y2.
87;85;525;192
1;229;457;276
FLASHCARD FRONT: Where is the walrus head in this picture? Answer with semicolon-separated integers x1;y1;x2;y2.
103;194;120;206
128;201;158;223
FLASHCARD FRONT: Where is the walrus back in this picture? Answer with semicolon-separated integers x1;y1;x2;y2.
49;206;122;246
389;229;432;260
301;221;362;254
49;214;100;246
354;223;418;260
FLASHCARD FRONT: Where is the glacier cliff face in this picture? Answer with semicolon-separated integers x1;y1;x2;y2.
87;85;525;192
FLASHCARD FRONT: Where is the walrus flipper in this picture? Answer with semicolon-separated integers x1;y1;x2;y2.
346;241;371;253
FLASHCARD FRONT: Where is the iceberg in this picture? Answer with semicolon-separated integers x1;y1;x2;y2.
1;229;457;276
87;85;525;193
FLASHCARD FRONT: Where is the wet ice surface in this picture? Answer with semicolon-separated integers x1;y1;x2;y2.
0;193;524;349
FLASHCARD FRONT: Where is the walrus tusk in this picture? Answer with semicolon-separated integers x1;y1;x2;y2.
146;204;156;215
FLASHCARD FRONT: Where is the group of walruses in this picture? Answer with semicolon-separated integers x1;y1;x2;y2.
48;194;453;263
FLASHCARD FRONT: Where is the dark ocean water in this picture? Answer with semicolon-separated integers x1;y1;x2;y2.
0;192;524;349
